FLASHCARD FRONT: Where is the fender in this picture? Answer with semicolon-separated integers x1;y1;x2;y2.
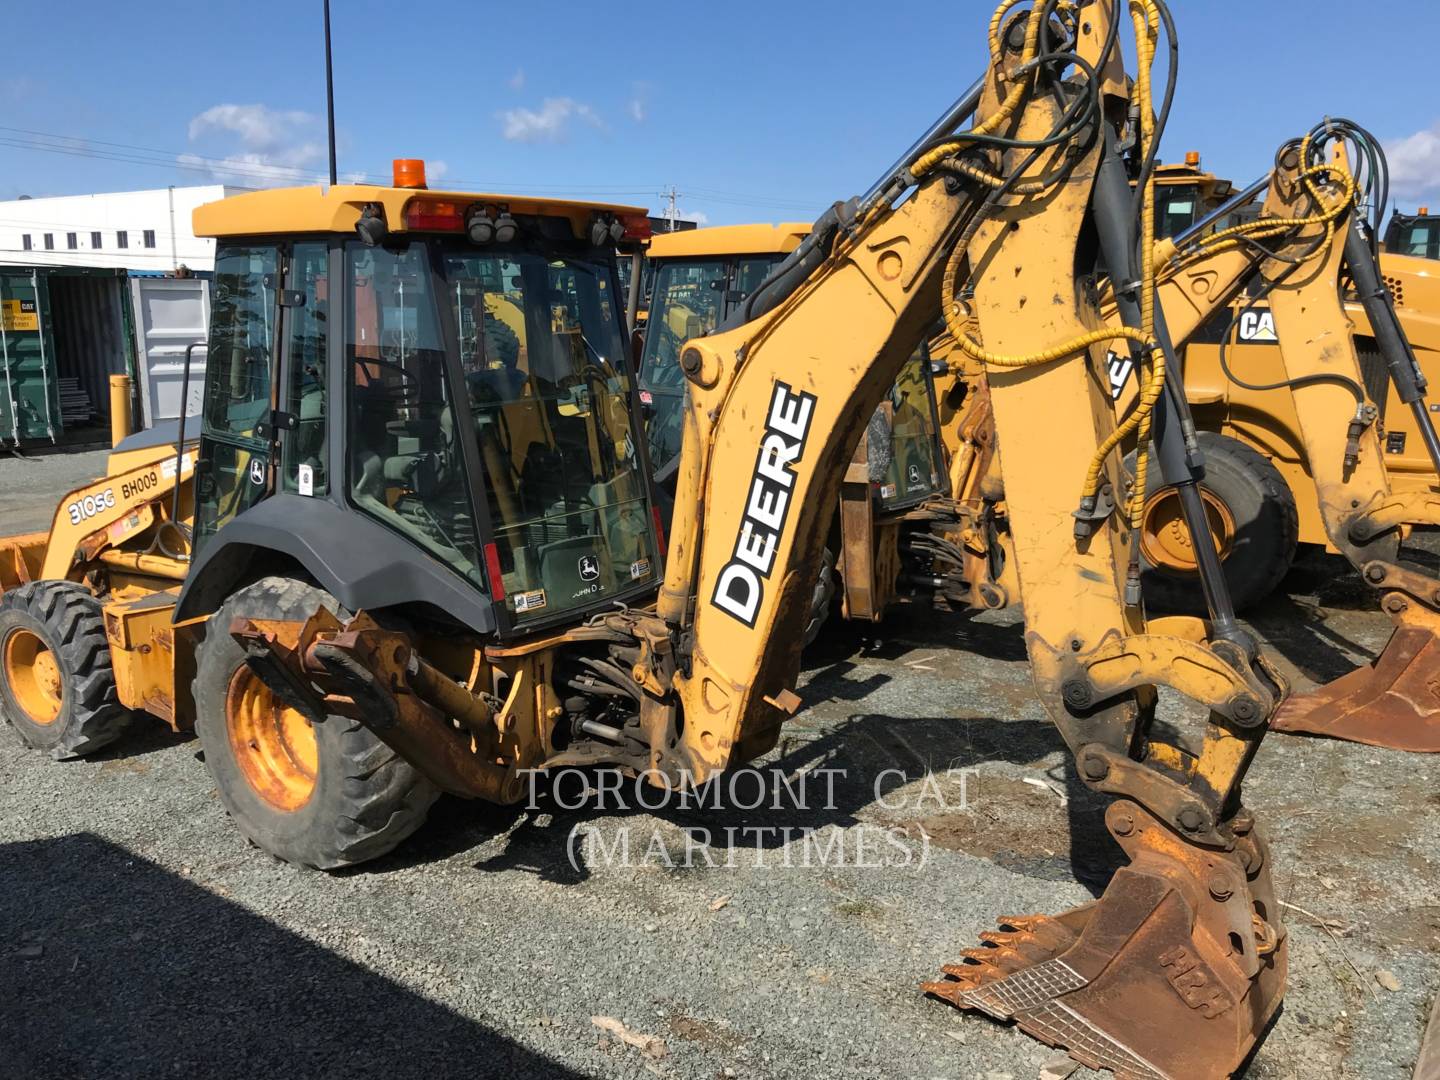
174;494;497;634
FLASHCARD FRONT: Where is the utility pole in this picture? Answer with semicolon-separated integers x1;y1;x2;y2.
323;0;338;186
663;186;679;232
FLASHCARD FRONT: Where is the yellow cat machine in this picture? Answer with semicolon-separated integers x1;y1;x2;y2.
1119;151;1440;612
638;223;953;636
1102;128;1440;751
2;2;1349;1072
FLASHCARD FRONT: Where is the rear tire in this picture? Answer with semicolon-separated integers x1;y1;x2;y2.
1128;431;1298;614
802;547;838;649
192;576;439;870
0;581;129;760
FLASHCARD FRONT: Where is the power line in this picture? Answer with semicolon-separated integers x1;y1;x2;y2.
0;124;825;215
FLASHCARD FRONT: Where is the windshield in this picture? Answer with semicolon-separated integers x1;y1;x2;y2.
639;255;781;469
1154;183;1201;240
343;237;656;628
639;258;728;393
1389;219;1440;260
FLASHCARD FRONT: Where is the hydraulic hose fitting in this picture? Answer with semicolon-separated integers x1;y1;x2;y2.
1342;403;1378;471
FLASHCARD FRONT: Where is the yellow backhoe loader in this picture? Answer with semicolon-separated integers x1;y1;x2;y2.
0;1;1382;1074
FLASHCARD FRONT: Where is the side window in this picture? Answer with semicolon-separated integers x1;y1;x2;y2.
346;242;482;583
733;256;778;301
281;242;330;496
203;244;278;443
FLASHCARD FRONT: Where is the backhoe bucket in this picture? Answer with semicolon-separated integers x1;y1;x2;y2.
925;801;1286;1079
1271;624;1440;753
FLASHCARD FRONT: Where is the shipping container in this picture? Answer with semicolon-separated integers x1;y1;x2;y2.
0;267;136;445
129;274;210;427
0;267;210;447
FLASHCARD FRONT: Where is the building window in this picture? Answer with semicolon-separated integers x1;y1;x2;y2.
91;231;102;249
142;230;156;248
43;233;53;250
66;232;77;250
116;231;128;249
21;234;31;251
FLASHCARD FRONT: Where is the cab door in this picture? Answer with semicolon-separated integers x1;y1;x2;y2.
194;241;331;551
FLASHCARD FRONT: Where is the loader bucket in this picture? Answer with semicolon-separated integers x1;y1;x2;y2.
1271;624;1440;753
0;532;48;595
925;801;1286;1080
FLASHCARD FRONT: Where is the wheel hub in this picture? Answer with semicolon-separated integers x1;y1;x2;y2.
1139;487;1236;575
225;667;318;811
3;628;63;726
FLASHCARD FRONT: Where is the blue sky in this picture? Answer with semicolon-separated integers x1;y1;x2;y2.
4;1;1440;225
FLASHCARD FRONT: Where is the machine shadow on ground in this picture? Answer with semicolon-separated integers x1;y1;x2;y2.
371;605;1122;893
0;833;589;1080
384;711;1124;898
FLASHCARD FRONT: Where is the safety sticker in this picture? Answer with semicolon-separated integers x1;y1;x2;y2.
514;589;548;613
630;558;652;580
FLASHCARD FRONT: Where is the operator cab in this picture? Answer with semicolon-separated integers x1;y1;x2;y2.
191;160;662;633
1149;154;1244;239
639;224;947;515
1385;209;1440;260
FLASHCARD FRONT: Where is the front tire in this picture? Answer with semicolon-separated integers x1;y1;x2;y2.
0;581;129;759
192;576;439;870
1128;431;1298;614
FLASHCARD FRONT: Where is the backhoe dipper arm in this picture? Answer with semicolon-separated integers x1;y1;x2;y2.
647;4;1287;1076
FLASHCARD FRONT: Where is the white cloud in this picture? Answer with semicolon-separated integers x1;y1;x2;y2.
627;81;651;124
182;103;326;187
671;208;709;227
1386;121;1440;201
498;98;604;143
427;159;449;182
508;69;526;91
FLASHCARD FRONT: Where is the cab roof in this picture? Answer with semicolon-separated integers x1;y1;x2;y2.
1151;162;1235;200
647;222;811;259
193;182;649;240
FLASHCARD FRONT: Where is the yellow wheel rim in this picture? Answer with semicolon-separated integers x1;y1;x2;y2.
3;628;64;726
225;666;318;812
1139;487;1237;575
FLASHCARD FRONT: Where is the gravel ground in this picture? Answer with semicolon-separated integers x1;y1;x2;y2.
0;446;113;533
0;449;1436;1079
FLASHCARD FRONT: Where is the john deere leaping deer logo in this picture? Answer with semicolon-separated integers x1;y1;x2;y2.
578;554;600;582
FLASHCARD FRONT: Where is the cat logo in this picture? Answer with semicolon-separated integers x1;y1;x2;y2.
1238;309;1278;342
578;554;600;582
1107;350;1134;401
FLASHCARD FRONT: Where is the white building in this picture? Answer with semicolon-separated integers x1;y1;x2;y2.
0;185;249;273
